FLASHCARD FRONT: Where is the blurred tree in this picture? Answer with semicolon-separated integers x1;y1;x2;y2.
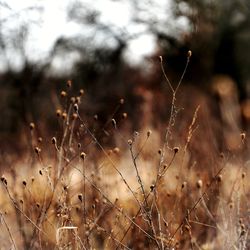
173;0;250;97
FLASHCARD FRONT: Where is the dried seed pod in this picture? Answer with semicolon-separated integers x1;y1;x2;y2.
73;103;78;112
127;139;133;145
147;130;152;137
113;147;120;154
80;152;86;160
217;174;222;182
66;80;72;88
34;147;41;154
173;147;179;154
60;91;67;98
78;194;83;202
196;179;203;189
62;112;67;120
79;89;84;96
70;97;76;103
29;122;35;130
122;112;127;119
1;176;7;186
111;118;116;128
181;181;187;189
51;137;57;145
240;132;246;141
56;109;62;117
72;113;78;120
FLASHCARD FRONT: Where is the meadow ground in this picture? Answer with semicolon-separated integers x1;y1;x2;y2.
0;58;249;249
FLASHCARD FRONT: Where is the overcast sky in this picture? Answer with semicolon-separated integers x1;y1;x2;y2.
0;0;189;73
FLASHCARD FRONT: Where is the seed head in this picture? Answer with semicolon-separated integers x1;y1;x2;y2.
111;118;117;128
34;147;41;154
122;113;127;119
62;112;67;120
147;130;152;137
196;179;203;189
181;181;187;189
173;147;179;154
56;109;62;117
187;50;192;58
29;122;35;130
217;174;222;182
70;97;76;103
128;139;133;146
73;103;78;112
67;80;72;88
240;229;246;237
60;91;67;98
240;132;246;141
79;89;84;96
72;113;78;120
75;96;81;104
242;172;246;179
113;147;120;154
80;152;86;160
51;137;57;145
78;194;83;202
1;176;7;186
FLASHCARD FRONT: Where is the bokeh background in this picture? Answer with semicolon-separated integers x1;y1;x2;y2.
1;0;250;152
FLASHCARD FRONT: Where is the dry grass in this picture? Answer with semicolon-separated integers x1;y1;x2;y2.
0;54;249;250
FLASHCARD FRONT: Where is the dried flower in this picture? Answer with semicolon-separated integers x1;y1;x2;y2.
122;113;127;119
80;152;86;160
67;80;72;88
29;122;35;130
35;147;41;154
51;137;57;145
196;179;203;189
73;103;78;112
56;109;62;117
72;113;78;120
78;194;83;202
147;130;152;137
60;91;67;98
173;147;179;154
79;89;84;96
111;118;116;128
128;139;133;145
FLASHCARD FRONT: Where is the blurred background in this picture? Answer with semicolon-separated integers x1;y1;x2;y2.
1;0;250;153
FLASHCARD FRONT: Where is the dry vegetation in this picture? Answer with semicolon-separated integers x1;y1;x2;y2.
0;52;249;250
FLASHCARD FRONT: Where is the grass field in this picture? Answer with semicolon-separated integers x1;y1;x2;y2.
0;54;249;249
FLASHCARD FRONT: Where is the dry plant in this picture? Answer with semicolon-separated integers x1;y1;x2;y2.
0;54;249;250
